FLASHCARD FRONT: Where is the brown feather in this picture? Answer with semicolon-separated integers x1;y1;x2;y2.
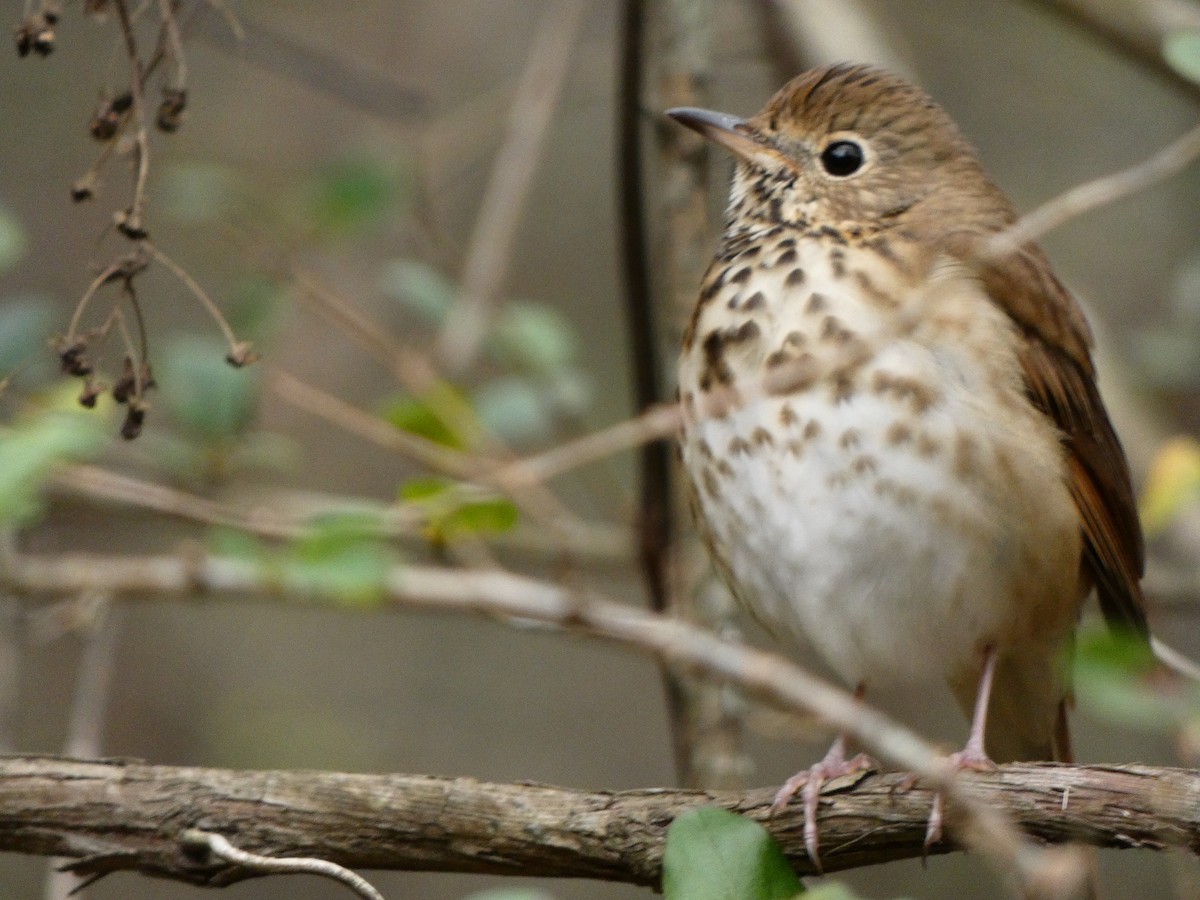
977;242;1148;637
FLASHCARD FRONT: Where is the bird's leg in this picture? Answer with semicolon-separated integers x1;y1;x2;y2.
770;682;876;871
925;645;1000;848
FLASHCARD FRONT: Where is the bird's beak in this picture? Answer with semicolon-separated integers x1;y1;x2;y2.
666;107;790;171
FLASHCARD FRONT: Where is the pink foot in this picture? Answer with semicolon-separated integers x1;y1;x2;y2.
770;741;876;871
924;746;997;849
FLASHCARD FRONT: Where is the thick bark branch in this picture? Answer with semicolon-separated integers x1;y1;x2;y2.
0;755;1196;889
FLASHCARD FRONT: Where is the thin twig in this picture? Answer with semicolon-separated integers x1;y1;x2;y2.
496;402;682;487
146;243;240;355
181;830;385;900
987;120;1200;259
1;548;1040;879
112;0;151;238
434;0;587;374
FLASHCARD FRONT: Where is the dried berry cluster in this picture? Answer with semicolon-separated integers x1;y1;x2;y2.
17;0;252;440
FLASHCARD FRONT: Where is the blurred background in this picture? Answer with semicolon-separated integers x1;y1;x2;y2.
1;1;1199;897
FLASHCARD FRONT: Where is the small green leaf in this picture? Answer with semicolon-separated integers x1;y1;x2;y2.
1074;625;1181;732
385;397;462;449
308;158;399;235
158;335;262;442
399;477;519;542
1164;31;1200;85
663;807;804;900
0;204;28;274
490;302;578;375
399;476;453;503
0;395;111;524
441;496;518;537
473;376;552;444
383;382;478;450
283;513;393;607
208;527;268;563
0;296;54;384
378;259;456;323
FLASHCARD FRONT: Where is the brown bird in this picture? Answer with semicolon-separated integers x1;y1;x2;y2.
669;63;1147;862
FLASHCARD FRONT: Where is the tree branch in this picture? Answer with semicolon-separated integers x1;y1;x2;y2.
0;755;1194;888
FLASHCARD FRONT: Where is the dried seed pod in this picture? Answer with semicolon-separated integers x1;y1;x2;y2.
156;88;187;133
120;404;145;440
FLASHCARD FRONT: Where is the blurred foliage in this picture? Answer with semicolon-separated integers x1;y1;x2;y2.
1164;31;1200;84
1074;625;1199;735
383;381;479;451
380;255;594;446
400;476;518;544
662;807;805;900
158;334;262;443
148;332;297;483
0;296;56;386
158;161;249;225
212;512;396;608
304;156;410;237
1139;436;1200;535
0;383;112;523
379;258;457;323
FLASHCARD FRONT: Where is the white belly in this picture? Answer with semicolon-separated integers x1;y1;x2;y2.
679;246;1081;687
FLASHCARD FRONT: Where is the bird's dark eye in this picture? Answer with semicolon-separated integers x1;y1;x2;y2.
820;140;865;177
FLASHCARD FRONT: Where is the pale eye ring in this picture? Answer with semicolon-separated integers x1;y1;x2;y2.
819;139;866;177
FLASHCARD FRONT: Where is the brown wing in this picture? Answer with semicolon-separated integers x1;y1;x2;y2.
979;243;1148;637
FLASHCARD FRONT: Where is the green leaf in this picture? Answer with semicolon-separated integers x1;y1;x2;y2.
663;807;804;900
1164;31;1200;85
382;382;478;450
473;376;552;444
490;302;578;375
399;477;519;542
0;204;28;275
0;396;111;524
158;335;262;442
378;259;456;324
308;158;399;235
0;296;55;384
399;476;453;503
440;496;518;537
208;527;268;563
282;513;393;607
1074;625;1182;732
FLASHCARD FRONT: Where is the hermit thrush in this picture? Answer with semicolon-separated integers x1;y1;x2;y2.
669;63;1147;861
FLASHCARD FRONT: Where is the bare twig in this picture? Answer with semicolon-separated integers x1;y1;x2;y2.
496;402;681;487
0;548;1046;878
181;830;385;900
434;0;587;374
987;120;1200;259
